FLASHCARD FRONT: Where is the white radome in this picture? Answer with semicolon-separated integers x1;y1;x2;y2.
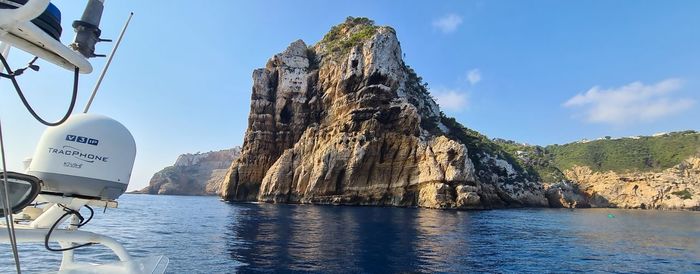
27;113;136;200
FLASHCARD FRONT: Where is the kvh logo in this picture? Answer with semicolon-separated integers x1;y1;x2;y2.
66;135;99;146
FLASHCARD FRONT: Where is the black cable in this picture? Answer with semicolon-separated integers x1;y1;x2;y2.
44;206;94;252
78;205;93;227
0;54;78;126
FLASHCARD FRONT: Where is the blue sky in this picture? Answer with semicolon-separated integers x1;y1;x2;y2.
1;1;698;190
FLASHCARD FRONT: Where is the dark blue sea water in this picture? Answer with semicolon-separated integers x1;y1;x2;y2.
2;194;699;273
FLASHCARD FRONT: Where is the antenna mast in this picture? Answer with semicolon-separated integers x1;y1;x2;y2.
83;12;133;113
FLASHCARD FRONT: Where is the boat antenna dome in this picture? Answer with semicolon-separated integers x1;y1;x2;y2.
27;114;136;200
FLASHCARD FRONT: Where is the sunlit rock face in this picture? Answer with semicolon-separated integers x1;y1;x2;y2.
550;157;700;210
141;147;241;195
221;18;549;209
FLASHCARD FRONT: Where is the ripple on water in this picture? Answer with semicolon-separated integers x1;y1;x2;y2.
1;195;699;273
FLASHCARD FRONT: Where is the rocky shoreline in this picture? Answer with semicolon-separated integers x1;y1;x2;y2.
547;157;700;210
139;148;241;195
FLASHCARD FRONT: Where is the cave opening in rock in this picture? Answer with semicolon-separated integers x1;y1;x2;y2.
336;169;346;194
280;104;293;124
367;71;387;85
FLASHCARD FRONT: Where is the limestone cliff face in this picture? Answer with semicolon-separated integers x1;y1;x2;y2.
547;157;700;210
221;18;548;209
141;147;241;195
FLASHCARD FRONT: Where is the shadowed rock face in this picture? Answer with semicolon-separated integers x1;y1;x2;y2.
141;147;241;195
220;18;548;209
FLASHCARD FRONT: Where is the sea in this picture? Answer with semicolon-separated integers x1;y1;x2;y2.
1;194;699;273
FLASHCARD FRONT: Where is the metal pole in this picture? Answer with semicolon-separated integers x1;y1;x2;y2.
71;0;106;58
0;43;9;74
1;39;22;274
0;118;22;274
83;12;133;113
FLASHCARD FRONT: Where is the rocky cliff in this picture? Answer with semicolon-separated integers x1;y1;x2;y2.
141;147;241;195
546;157;700;210
500;132;700;210
220;17;698;211
220;17;548;209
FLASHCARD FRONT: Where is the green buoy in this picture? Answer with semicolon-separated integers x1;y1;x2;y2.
607;214;615;218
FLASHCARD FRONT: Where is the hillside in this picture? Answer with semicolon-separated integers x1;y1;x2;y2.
493;131;700;209
547;131;700;173
140;147;241;195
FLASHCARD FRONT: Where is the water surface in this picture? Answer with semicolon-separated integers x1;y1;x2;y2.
1;194;699;273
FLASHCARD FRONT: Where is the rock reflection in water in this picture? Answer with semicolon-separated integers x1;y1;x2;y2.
225;203;440;273
2;195;699;273
223;203;700;273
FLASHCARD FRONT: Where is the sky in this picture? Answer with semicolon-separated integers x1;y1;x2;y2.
1;1;698;191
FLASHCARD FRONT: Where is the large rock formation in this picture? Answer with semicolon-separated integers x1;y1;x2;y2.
221;17;548;209
141;147;241;195
547;157;700;210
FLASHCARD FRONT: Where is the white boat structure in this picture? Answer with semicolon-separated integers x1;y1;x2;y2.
0;1;168;273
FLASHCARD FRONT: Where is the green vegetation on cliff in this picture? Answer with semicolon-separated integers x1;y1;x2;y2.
672;189;693;200
320;17;380;55
437;115;698;184
494;139;566;183
439;112;570;183
547;131;700;173
440;114;540;182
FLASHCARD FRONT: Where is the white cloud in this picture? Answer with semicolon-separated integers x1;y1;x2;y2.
431;88;469;112
467;69;481;85
433;14;463;34
563;78;694;124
